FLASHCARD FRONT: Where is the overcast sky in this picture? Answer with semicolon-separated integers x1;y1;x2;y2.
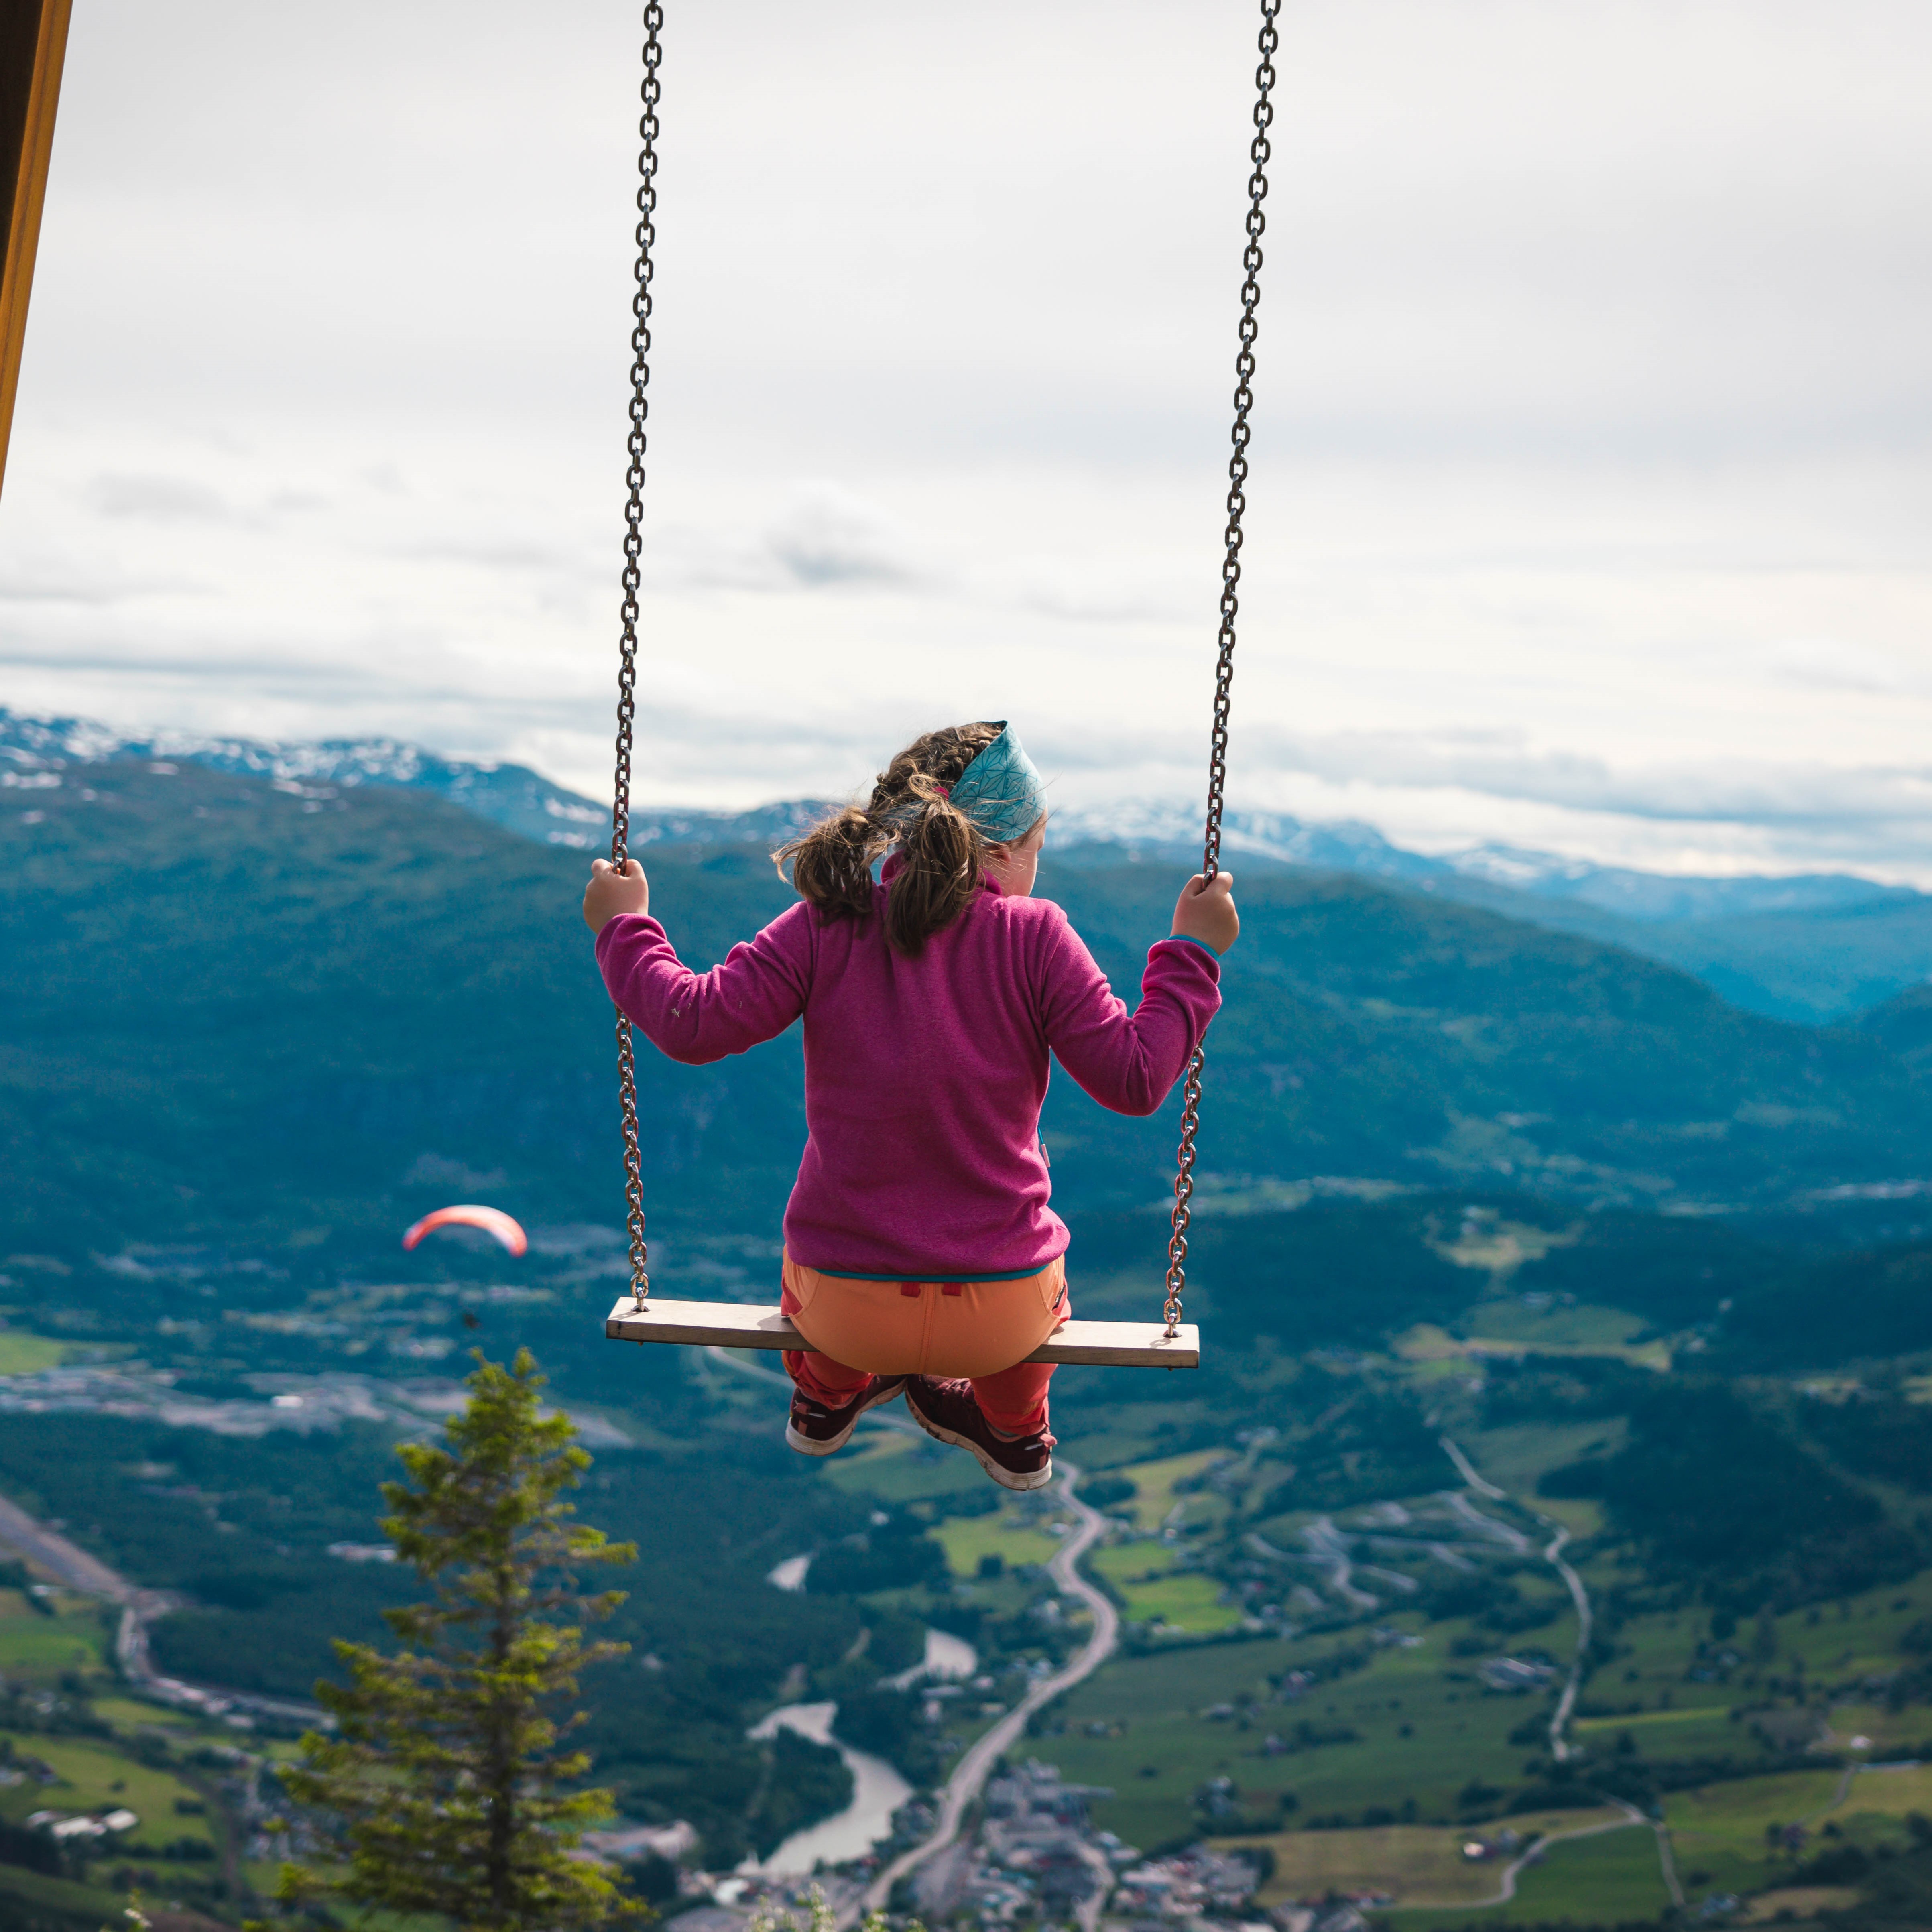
4;1;1930;879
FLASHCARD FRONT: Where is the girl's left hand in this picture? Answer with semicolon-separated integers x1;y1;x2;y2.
583;858;649;934
1171;870;1238;954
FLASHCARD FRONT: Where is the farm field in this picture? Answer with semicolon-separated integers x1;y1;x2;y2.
1089;1529;1243;1640
1043;1615;1574;1849
1739;1884;1861;1921
0;1331;69;1377
1464;1300;1647;1350
1822;1699;1932;1757
1391;1321;1671;1375
0;1711;240;1923
1454;1420;1624;1504
1651;1761;1932;1904
0;1593;110;1682
1661;1770;1849;1899
931;1511;1068;1577
1088;1537;1180;1589
0;1862;127;1926
1386;1819;1673;1926
1034;1361;1932;1929
1836;1761;1932;1818
87;1694;201;1733
1113;1571;1243;1635
0;1729;217;1849
1106;1451;1229;1534
1225;1807;1627;1908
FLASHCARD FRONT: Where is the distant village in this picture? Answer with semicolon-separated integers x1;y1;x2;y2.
640;1759;1375;1932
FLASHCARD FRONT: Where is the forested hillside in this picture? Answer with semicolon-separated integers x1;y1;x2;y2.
6;759;1930;1260
7;754;1932;1926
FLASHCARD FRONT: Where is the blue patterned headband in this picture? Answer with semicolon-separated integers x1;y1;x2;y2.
948;722;1047;845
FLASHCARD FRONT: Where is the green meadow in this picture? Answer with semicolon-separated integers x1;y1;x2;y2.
1387;1822;1674;1928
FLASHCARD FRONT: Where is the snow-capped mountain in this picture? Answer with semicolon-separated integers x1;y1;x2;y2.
1044;797;1908;923
0;708;825;853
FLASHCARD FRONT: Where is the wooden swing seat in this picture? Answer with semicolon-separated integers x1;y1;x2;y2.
604;1296;1200;1368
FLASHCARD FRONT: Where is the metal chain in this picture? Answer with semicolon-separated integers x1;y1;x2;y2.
1165;0;1279;1339
612;4;664;1308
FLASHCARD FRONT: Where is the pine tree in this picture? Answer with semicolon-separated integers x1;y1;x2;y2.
275;1349;641;1930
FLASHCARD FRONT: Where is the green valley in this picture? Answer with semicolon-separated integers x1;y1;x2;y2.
4;754;1932;1925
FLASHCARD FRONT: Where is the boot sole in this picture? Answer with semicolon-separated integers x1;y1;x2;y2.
786;1377;907;1457
905;1392;1054;1493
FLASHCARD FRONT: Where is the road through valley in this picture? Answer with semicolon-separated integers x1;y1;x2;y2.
857;1459;1120;1918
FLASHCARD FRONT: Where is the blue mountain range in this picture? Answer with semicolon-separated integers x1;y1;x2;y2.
5;706;1926;1025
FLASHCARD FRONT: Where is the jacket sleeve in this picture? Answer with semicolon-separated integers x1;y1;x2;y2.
1035;911;1222;1117
594;902;814;1066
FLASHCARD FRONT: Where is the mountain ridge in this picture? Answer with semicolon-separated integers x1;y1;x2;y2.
6;755;1932;1263
6;706;1929;1023
6;703;1904;911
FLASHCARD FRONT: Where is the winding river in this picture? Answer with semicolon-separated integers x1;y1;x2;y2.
744;1702;915;1876
744;1629;978;1875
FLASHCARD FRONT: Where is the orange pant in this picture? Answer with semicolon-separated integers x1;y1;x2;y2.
780;1253;1069;1435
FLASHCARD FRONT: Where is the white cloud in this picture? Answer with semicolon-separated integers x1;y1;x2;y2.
1772;639;1917;696
2;0;1929;880
762;482;917;588
85;473;241;524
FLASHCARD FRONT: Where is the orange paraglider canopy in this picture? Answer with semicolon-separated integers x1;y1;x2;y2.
402;1205;528;1257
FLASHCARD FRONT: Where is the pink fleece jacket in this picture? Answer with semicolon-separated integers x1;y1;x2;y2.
594;872;1222;1281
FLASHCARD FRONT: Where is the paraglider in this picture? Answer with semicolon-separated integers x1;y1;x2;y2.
402;1205;528;1258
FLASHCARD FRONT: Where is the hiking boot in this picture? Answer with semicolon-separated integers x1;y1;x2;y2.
904;1376;1055;1492
786;1374;908;1456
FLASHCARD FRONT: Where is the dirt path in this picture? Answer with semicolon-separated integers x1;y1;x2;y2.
1806;1760;1861;1823
858;1459;1119;1916
1301;1515;1382;1609
1402;1801;1651;1911
1502;1804;1645;1904
1440;1436;1584;1760
1653;1808;1687;1907
1541;1523;1593;1763
1437;1437;1684;1909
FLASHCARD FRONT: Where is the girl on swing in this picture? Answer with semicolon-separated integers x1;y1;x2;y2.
582;722;1236;1491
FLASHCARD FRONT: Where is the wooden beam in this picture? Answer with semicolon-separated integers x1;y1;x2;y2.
604;1297;1201;1369
0;0;73;502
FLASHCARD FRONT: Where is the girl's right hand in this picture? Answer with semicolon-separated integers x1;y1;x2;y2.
1171;872;1238;954
584;858;649;934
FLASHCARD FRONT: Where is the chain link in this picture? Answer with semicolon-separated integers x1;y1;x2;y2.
612;4;664;1309
1165;0;1278;1339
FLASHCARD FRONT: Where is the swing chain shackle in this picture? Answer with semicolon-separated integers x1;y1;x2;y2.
1165;0;1278;1340
611;3;665;1309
